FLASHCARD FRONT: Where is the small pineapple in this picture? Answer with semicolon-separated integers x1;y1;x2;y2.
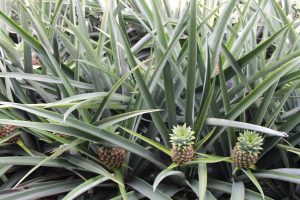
232;130;264;169
54;133;67;138
32;53;42;67
98;146;126;169
0;125;20;143
170;124;195;164
214;63;220;75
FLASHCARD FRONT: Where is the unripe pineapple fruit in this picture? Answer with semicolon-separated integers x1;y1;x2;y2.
170;124;195;164
232;131;263;169
0;125;20;143
98;146;126;169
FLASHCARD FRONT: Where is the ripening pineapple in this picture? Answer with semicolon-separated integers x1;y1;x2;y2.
232;131;264;169
98;146;126;169
0;125;20;143
170;124;195;164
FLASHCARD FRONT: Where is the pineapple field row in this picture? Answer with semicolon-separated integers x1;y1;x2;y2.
0;0;299;199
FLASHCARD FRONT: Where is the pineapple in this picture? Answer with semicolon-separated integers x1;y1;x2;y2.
232;130;263;169
170;124;195;164
32;53;42;67
0;125;20;143
214;63;220;75
54;133;67;138
98;146;126;169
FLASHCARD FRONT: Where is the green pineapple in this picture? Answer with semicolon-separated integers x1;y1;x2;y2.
98;146;126;169
170;124;195;164
232;131;264;169
0;125;20;143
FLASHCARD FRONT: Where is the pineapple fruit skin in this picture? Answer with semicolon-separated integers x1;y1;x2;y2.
0;125;19;143
98;147;126;169
171;145;195;165
232;144;259;169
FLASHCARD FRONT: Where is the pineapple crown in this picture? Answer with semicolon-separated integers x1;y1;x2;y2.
170;124;195;148
237;130;263;155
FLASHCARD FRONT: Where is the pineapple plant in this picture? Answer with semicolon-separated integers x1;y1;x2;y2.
170;124;195;164
98;146;126;169
0;125;20;143
232;131;264;169
0;0;298;199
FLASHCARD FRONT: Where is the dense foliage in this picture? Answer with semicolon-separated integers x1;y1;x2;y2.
0;0;299;199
